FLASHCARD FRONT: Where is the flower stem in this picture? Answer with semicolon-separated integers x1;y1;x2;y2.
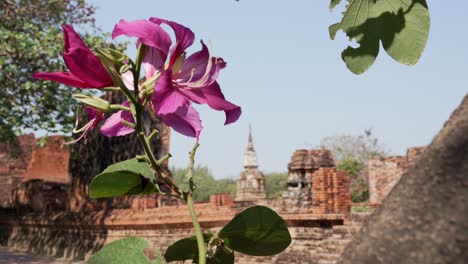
136;129;182;196
184;142;205;263
187;193;206;264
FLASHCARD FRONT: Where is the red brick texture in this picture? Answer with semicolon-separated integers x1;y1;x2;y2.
22;136;70;184
312;168;351;214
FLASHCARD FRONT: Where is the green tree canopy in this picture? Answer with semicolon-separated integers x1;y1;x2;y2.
172;165;237;202
0;0;114;141
264;172;288;199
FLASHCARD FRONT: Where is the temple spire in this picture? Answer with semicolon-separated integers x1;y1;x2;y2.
247;124;255;151
243;124;258;168
236;124;266;202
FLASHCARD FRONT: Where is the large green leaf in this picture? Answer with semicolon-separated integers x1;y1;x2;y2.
330;0;430;74
164;234;213;262
218;205;291;256
89;158;157;198
164;234;234;264
88;237;163;264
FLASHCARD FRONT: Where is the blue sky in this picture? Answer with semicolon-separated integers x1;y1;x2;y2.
88;0;467;178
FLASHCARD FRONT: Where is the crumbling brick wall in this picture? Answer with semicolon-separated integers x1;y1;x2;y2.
311;168;351;214
0;134;35;206
23;136;70;184
368;156;407;205
368;147;426;205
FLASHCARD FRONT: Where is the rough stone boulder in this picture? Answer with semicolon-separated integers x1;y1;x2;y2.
338;95;468;264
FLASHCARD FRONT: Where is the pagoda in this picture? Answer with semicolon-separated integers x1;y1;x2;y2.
235;125;267;202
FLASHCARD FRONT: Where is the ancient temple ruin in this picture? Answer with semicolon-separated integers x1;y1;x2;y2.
0;119;428;263
235;126;267;202
277;148;351;214
284;149;335;205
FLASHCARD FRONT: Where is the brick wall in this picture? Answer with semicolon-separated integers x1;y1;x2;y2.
368;147;426;205
22;136;70;184
312;168;351;214
0;206;368;264
368;156;407;205
0;134;35;206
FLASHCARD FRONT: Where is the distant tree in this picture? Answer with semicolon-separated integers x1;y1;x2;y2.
172;165;236;202
336;156;369;202
264;172;288;198
321;129;388;202
321;129;388;163
0;0;119;142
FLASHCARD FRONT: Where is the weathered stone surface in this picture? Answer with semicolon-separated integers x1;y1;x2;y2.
338;95;468;264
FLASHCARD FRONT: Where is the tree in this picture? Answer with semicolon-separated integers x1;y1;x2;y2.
321;129;388;202
264;172;288;199
172;165;236;202
0;0;113;141
336;157;368;202
321;129;388;162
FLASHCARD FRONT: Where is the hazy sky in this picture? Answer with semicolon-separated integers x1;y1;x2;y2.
87;0;467;178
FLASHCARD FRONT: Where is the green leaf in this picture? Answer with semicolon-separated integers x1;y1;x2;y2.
164;234;212;262
89;158;157;198
330;0;430;74
100;158;154;178
88;237;163;264
329;23;341;40
218;205;291;256
330;0;342;11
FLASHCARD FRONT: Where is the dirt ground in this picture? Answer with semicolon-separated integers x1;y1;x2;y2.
0;247;84;264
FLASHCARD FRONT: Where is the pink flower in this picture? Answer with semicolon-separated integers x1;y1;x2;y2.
112;18;241;139
65;107;105;144
33;25;113;88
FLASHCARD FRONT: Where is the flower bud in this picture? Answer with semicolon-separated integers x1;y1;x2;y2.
73;93;111;112
119;64;131;74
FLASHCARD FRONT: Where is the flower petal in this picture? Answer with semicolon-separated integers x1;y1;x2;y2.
100;104;135;137
149;17;194;68
181;82;241;125
177;41;226;88
32;71;89;88
142;47;165;79
159;105;202;139
61;25;113;88
121;71;135;90
112;19;171;59
177;40;209;82
152;70;189;115
85;107;104;121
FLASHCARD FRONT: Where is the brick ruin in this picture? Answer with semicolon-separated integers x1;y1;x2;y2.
0;124;423;263
0;135;69;212
284;149;350;214
368;146;426;205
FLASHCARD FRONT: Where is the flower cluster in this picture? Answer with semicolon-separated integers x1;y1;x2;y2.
33;18;241;142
